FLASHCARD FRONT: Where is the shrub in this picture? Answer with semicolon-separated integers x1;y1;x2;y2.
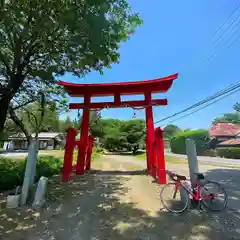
216;147;240;159
35;156;63;180
0;157;25;191
0;156;62;191
170;129;210;155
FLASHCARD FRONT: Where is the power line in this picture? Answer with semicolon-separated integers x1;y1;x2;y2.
183;3;240;73
212;3;240;38
154;81;240;125
213;13;240;46
160;87;240;127
228;33;240;48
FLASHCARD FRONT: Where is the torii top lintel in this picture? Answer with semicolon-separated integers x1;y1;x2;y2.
58;73;178;97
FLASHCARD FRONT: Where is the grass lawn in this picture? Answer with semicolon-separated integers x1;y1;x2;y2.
135;152;187;164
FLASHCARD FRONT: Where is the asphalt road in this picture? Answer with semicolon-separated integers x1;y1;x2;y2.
166;153;240;167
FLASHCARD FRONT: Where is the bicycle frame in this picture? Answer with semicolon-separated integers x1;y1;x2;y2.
174;180;217;201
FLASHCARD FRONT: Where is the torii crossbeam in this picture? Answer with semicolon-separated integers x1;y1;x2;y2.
59;73;178;183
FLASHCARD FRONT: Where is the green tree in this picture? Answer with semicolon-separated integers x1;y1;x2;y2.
0;0;142;132
212;103;240;125
234;103;240;112
89;111;104;138
59;116;74;133
19;103;60;133
163;124;181;138
121;119;145;153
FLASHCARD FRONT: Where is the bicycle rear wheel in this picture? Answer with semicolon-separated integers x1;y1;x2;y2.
200;181;228;211
160;183;189;213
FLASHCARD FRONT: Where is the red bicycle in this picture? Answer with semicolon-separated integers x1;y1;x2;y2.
160;170;228;213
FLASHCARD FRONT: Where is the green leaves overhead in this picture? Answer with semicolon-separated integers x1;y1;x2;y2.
0;0;142;132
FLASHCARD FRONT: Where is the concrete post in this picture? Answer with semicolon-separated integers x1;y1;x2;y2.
180;139;200;207
21;139;38;205
180;139;199;205
186;139;199;182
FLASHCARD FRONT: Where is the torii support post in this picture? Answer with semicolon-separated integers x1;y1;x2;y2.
76;94;91;175
62;128;76;182
85;135;94;171
145;91;154;176
155;127;167;184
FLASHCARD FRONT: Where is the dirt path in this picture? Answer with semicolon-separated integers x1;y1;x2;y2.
1;155;240;239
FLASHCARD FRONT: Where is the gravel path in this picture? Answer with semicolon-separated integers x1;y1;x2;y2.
0;155;240;239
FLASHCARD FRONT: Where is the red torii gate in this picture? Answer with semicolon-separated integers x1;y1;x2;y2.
59;73;178;183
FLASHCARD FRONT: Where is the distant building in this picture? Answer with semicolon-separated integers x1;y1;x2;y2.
209;122;240;147
5;132;65;150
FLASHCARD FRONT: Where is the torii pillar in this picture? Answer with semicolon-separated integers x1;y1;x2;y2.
76;94;90;175
145;91;154;176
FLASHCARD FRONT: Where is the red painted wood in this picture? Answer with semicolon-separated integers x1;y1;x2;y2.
155;128;167;184
61;128;76;182
58;73;178;97
145;92;155;177
85;136;94;171
145;136;150;170
76;94;91;175
114;93;121;105
69;99;168;109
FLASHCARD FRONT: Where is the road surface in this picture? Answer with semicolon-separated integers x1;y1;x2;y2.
166;153;240;167
1;154;240;240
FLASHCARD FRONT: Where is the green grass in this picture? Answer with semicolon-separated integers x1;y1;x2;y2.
135;153;186;164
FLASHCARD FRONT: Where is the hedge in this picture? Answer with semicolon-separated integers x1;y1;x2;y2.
216;147;240;159
170;129;210;155
0;156;62;191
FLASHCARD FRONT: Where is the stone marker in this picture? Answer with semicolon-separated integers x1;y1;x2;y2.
186;138;199;182
32;176;48;209
180;139;200;206
21;139;38;205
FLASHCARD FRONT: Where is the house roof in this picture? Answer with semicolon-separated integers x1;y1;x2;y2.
8;132;62;140
210;122;240;137
218;139;240;146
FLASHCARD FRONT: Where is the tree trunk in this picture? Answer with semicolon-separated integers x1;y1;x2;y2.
0;95;11;134
0;74;25;133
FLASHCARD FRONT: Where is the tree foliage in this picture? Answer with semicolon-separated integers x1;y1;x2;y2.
212;103;240;125
19;102;60;134
163;124;181;138
0;0;142;132
89;117;145;152
170;129;210;155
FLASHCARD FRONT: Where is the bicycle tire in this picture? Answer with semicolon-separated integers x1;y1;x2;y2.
160;183;189;213
200;180;228;211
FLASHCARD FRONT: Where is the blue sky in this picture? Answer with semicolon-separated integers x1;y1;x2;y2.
61;0;240;130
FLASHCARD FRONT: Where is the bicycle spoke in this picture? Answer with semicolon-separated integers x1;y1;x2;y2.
160;183;189;213
201;181;227;211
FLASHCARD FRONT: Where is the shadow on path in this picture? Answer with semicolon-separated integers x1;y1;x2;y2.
0;166;240;239
91;169;148;176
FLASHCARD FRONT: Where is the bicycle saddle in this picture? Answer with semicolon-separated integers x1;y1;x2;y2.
175;174;187;181
193;172;205;180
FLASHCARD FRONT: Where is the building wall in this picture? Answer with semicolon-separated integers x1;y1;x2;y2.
9;139;55;150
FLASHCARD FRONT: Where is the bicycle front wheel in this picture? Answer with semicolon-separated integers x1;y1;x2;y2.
200;181;228;211
160;183;189;213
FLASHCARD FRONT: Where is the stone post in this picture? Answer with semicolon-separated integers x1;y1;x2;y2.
186;139;199;182
21;139;38;205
